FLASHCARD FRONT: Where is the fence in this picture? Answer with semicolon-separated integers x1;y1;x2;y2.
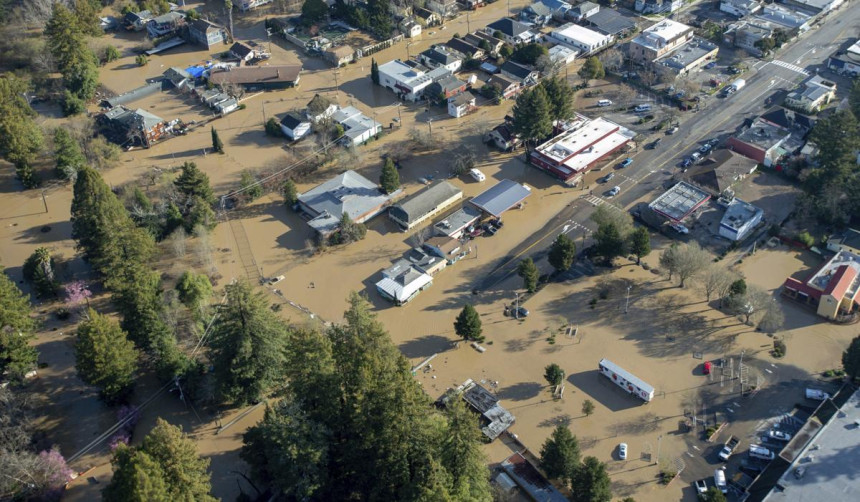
357;34;403;58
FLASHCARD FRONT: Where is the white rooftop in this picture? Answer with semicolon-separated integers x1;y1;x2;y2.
548;44;578;61
552;23;612;47
720;198;763;230
535;115;635;175
378;59;425;81
632;19;692;50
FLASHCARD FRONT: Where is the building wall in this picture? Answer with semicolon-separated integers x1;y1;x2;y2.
551;31;610;54
817;293;841;319
280;122;311;140
726;137;766;164
718;210;762;241
389;191;463;230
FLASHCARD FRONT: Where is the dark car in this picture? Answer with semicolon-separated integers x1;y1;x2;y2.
648;138;662;149
681;158;693;168
515;307;529;318
704;62;717;70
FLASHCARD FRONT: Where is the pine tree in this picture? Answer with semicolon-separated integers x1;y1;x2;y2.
239;170;262;200
103;446;171;502
283;179;299;206
0;75;45;187
209;281;289;405
540;425;580;485
512;86;553;150
540;76;575;122
548;234;576;273
173;162;215;205
54;128;86;180
441;398;492;501
629;227;651;265
302;0;329;24
371;58;380;85
73;0;104;36
45;3;99;100
594;222;626;266
842;335;860;382
22;247;59;298
379;157;400;194
184;196;216;232
211;127;223;153
175;271;212;312
571;456;611;502
0;266;39;382
517;258;539;293
454;304;483;342
578;56;605;81
75;309;139;403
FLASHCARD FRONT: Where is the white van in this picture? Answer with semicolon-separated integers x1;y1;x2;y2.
634;104;652;113
749;445;775;461
469;168;486;182
597;99;612;107
805;388;830;400
714;469;727;494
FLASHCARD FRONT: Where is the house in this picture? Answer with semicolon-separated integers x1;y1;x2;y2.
827;229;860;255
548;45;578;65
98;106;167;148
583;9;637;38
405;247;448;276
215;97;239;116
163;67;193;90
465;32;505;57
727;117;796;167
448;92;477;118
427;75;468;101
389;181;463;230
207;65;302;90
446;38;485;60
520;2;554;26
296;170;396;235
375;260;433;305
419;45;465;72
469;179;532;218
427;0;458;17
529;114;636;184
782;250;860;320
759;107;816;136
827;39;860;77
199;89;230;107
332;106;383;147
187;19;227;49
723;20;774;57
123;10;152;31
433;206;481;238
648;182;711;223
550;23;613;55
629;19;694;64
325;45;355;66
784;75;837;114
500;61;539;85
146;11;185;38
399;18;422;38
720;0;763;17
458;0;485;10
719;199;764;241
377;59;453;101
682;149;759;196
279;112;312;140
414;7;441;26
567;1;599;21
230;42;256;62
486;122;522;151
305;94;339;124
634;0;683;14
484;18;539;45
501;453;567;502
487;74;522;99
652;37;719;77
460;382;516;441
423;236;464;263
539;0;573;20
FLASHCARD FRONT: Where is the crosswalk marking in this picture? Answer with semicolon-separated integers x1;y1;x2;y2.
583;195;605;207
770;60;811;76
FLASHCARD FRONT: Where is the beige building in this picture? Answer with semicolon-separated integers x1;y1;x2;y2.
628;19;694;64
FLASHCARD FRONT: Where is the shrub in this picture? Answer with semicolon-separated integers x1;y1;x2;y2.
795;231;814;248
772;339;786;358
659;469;677;484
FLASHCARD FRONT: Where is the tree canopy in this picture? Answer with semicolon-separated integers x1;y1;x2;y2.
379;157;400;194
174;162;215;205
512;42;548;65
454;304;483;342
629;227;651;264
512;86;553;149
571;456;611;502
578;57;605;81
540;76;575;122
0;75;44;188
302;0;329;24
843;335;860;382
594;222;626;266
540;425;580;485
0;267;39;382
548;234;576;273
75;309;139;403
517;257;540;293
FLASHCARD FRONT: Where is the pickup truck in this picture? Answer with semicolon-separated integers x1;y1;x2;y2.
719;435;740;462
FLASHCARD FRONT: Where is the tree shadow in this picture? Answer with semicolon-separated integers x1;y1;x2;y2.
495;381;543;401
398;334;453;359
504;329;545;353
538;413;572;429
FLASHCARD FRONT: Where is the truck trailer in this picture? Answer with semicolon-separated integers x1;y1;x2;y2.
598;358;655;402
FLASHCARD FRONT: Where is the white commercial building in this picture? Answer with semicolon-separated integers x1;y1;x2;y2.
548;45;578;65
719;199;763;241
550;24;613;54
377;59;452;102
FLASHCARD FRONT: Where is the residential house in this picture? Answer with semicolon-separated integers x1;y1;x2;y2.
389;181;463;230
405;247;448;275
634;0;683;14
427;0;458;17
427;75;468;100
237;0;274;11
325;45;355;66
486;121;522;150
146;12;185;39
446;38;485;60
520;2;554;26
500;61;539;85
399;18;422;38
215;97;239;116
187;19;227;48
419;45;465;72
629;19;694;64
98;106;167;148
784;75;837;113
782;250;860;320
230;42;256;62
539;0;573;20
305;94;339;124
548;45;578;65
448;92;477;118
423;236;464;263
827;229;860;255
719;199;764;241
375;259;433;305
720;0;763;17
583;9;637;38
723;20;774;57
759;106;816;136
123;10;152;31
163;67;193;91
332;106;383;147
465;32;505;57
827;39;860;77
458;0;485;10
296;170;396;235
414;7;441;26
279;112;312;140
433;206;481;238
550;23;613;55
207;65;302;90
487;74;522;99
377;59;453;101
484;18;539;45
567;1;599;21
682;149;759;196
726;117;795;167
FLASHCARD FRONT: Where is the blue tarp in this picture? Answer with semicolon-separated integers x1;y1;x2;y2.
185;65;206;78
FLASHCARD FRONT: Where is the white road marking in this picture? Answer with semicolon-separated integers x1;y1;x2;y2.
770;60;811;76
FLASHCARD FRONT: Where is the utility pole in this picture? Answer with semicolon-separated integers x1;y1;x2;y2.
396;102;402;126
41;189;48;213
507;0;511;17
625;285;632;314
261;100;266;124
467;12;470;34
333;69;340;99
515;292;520;319
428;118;433;138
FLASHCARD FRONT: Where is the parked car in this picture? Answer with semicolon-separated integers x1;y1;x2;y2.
681;158;693;168
648;138;662;149
619;443;628;460
515;307;529;318
768;430;792;442
703;361;712;374
634;104;651;113
601;172;615;183
619;158;633;168
705;61;717;70
690;152;702;162
670;223;690;234
694;479;708;495
714;469;728;494
699;143;713;154
608;186;621;197
667;125;680;135
597;99;613;107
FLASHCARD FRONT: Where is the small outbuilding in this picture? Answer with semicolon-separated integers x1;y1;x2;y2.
469;179;532;218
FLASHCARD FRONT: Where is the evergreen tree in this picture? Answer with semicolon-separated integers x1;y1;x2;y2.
517;257;539;293
544;363;565;387
0;75;45;188
594;222;626;266
548;234;576;273
371;58;380;85
512;86;553;150
239;170;262;200
441;398;492;500
75;309;139;403
454;304;483;342
104;418;215;501
211;127;223;153
379;157;400;194
264;117;282;137
175;271;212;312
581;399;595;416
629;227;651;265
54;128;86;180
578;56;605;81
0;267;39;382
184;196;216;232
209;281;289;405
45;3;99;100
282;179;298;206
571;456;611;502
302;0;329;24
842;335;860;382
73;0;104;36
540;425;580;485
22;247;59;298
540;76;575;122
173;162;215;205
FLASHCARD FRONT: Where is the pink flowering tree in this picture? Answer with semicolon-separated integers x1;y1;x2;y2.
63;281;92;318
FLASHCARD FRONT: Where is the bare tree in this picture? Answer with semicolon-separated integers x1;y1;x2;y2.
758;301;785;333
674;242;711;288
224;1;234;41
409;227;433;248
733;285;774;325
193;224;215;274
598;48;625;72
170;227;188;258
408;127;434;150
535;54;564;77
640;70;658;87
699;263;738;302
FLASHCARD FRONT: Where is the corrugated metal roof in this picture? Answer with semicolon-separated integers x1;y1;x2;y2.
469;179;532;217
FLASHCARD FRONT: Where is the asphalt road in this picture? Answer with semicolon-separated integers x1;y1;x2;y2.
476;2;860;293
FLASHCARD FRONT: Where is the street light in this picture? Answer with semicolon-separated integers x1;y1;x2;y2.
625;285;632;314
515;293;520;319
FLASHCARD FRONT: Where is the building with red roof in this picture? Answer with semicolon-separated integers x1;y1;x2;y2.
782;251;860;321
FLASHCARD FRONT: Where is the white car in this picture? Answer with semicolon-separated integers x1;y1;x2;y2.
768;430;792;442
670;223;690;234
608;186;621;197
619;443;628;460
667;125;680;134
714;469;728;494
597;99;613;107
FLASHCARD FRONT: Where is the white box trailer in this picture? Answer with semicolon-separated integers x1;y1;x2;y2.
598;358;655;402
